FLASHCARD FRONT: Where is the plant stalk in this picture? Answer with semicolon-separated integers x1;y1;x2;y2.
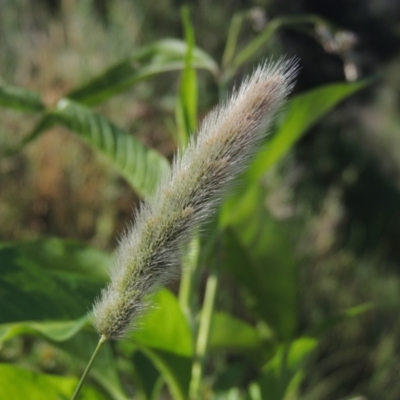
71;334;107;400
189;265;219;400
179;236;200;325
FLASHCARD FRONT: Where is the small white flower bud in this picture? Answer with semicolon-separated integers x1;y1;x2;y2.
91;59;298;339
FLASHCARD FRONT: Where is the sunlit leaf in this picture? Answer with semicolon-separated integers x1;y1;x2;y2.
209;312;261;352
0;363;106;400
124;289;194;399
0;316;89;344
132;289;193;357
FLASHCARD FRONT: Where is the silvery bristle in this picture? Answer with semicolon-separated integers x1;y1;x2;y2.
91;58;298;340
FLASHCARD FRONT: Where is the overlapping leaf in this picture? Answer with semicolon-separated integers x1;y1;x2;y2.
19;99;170;197
68;39;218;106
246;80;369;182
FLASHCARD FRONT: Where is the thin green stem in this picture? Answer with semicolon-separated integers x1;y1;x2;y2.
179;265;195;322
179;236;200;326
71;334;107;400
189;265;219;400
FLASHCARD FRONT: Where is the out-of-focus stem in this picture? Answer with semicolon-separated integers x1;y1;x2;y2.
179;236;200;326
71;335;107;400
189;266;219;400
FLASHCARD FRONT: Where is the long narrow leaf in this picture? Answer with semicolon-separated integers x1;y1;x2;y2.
224;15;326;81
14;98;169;197
175;7;198;146
246;80;369;183
222;12;245;70
53;99;170;197
0;83;45;113
68;39;218;106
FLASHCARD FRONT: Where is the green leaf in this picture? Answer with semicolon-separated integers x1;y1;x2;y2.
220;185;297;340
132;289;193;357
0;83;45;113
68;39;219;106
0;316;89;344
175;7;198;146
128;289;193;400
222;13;245;70
0;237;111;281
209;312;261;352
15;99;170;197
258;337;318;400
0;363;106;400
224;15;325;81
0;238;108;324
246;80;369;182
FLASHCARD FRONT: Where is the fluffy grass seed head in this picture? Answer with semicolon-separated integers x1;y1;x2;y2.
91;58;298;340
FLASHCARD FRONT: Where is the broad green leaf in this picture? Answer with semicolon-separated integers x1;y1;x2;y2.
220;185;297;340
128;289;193;399
258;337;318;400
0;238;109;324
68;39;219;106
16;98;170;197
0;83;45;112
57;331;127;400
0;237;111;281
0;315;89;344
132;289;193;357
0;363;106;400
246;80;369;182
209;312;261;352
175;7;198;146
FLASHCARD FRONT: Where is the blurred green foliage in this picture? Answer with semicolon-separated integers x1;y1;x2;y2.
1;0;399;399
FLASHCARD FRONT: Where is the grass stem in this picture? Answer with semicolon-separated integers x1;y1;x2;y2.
71;334;107;400
189;265;219;400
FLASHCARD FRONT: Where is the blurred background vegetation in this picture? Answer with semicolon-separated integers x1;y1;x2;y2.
1;0;400;399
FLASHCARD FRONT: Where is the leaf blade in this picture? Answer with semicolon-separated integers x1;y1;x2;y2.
68;39;218;106
247;80;369;182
